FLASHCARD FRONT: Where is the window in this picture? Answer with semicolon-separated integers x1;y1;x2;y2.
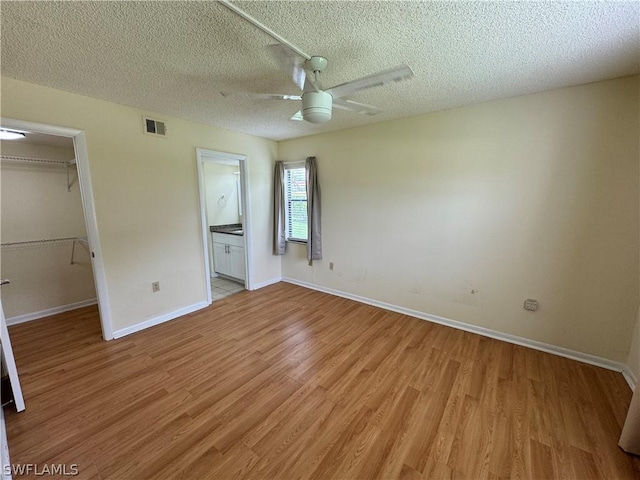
284;166;308;242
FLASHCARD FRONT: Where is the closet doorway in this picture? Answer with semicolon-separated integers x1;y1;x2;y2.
0;118;112;341
196;149;252;304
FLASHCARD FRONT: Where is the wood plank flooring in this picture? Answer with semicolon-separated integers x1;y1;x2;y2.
4;282;639;479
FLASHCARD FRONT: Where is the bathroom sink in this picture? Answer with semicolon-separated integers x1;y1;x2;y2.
210;224;243;235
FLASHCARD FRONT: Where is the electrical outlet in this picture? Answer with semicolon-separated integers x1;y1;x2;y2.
524;299;538;311
152;281;160;293
329;262;334;271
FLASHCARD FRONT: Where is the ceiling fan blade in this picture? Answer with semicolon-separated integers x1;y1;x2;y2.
333;98;382;116
326;65;414;99
267;44;307;92
290;110;304;121
220;92;301;101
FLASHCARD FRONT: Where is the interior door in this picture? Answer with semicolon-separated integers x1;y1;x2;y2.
0;294;25;412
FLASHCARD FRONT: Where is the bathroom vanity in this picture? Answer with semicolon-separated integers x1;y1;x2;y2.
210;224;245;281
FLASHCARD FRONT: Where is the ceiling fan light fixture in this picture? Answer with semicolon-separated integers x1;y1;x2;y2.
302;91;332;123
0;129;26;140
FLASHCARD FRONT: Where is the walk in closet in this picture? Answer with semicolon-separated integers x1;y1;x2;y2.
0;133;97;324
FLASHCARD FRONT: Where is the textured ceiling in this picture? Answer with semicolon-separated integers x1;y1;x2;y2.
2;1;639;141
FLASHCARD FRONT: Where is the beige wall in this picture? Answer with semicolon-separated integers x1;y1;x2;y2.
1;141;96;317
627;88;640;382
1;77;280;332
279;75;640;363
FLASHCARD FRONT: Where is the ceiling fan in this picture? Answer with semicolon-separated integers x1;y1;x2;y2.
218;0;415;124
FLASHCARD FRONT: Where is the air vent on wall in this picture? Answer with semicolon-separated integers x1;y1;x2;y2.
143;117;167;137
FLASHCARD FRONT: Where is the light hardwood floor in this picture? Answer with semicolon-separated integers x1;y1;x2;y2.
4;282;639;479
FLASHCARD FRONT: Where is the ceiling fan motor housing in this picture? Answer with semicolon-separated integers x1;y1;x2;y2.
302;91;332;123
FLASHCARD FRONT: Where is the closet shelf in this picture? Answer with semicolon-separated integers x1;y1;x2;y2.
1;237;90;265
1;155;77;192
0;155;75;166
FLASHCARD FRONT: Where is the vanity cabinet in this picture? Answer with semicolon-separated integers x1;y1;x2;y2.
212;232;245;281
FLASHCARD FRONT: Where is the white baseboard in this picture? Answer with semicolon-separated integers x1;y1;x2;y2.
282;277;634;389
6;298;98;326
112;301;209;339
622;366;638;391
250;276;282;291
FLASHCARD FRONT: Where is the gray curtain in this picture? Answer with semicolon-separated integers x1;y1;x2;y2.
273;161;286;255
305;157;322;262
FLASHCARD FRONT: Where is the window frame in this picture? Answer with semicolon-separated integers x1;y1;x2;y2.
283;162;308;244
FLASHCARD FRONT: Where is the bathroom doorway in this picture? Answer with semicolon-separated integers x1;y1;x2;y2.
196;149;252;304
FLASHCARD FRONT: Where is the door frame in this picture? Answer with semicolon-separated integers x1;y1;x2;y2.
1;117;114;340
196;148;253;304
0;300;24;412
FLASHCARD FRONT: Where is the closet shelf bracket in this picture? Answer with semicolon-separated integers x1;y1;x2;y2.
70;237;90;265
66;161;77;192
